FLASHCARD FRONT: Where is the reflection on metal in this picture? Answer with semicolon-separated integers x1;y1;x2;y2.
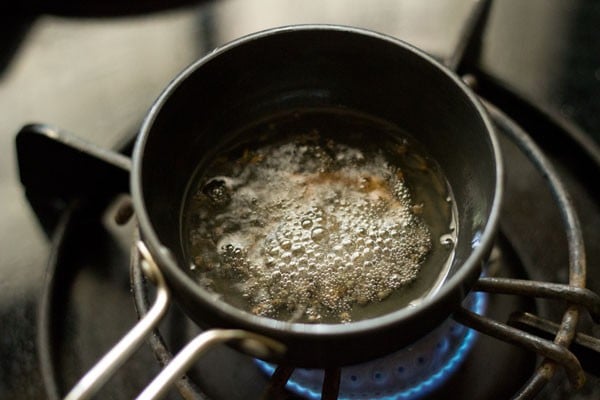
130;240;208;400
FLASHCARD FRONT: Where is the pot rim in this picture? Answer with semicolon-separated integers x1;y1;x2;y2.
131;24;503;338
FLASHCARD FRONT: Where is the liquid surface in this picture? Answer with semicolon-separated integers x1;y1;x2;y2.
182;108;457;323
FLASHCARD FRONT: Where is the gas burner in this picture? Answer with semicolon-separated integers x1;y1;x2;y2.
254;292;486;400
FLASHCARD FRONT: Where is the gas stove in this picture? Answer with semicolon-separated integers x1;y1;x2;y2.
2;1;599;399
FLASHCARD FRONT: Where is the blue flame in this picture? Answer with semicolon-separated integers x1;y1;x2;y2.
255;292;487;400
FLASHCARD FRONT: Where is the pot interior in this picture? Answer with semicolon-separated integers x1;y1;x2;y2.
136;26;499;328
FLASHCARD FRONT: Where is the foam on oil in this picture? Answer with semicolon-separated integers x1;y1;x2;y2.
182;108;457;323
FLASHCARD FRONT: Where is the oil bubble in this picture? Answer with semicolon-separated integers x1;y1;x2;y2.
311;227;327;242
301;219;313;229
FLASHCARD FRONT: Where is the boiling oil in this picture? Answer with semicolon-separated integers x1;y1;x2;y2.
182;108;457;323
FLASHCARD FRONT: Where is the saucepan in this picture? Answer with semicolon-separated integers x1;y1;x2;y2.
66;25;503;399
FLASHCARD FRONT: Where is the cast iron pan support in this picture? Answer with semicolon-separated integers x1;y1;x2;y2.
444;1;599;397
450;102;598;399
15;123;131;235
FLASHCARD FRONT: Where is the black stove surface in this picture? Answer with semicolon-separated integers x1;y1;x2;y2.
1;1;599;399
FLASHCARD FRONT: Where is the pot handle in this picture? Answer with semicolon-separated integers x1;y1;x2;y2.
64;241;286;400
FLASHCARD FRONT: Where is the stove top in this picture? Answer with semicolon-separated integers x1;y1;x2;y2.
2;1;599;399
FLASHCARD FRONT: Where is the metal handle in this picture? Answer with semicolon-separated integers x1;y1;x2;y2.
65;242;171;400
138;329;286;400
65;241;286;400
